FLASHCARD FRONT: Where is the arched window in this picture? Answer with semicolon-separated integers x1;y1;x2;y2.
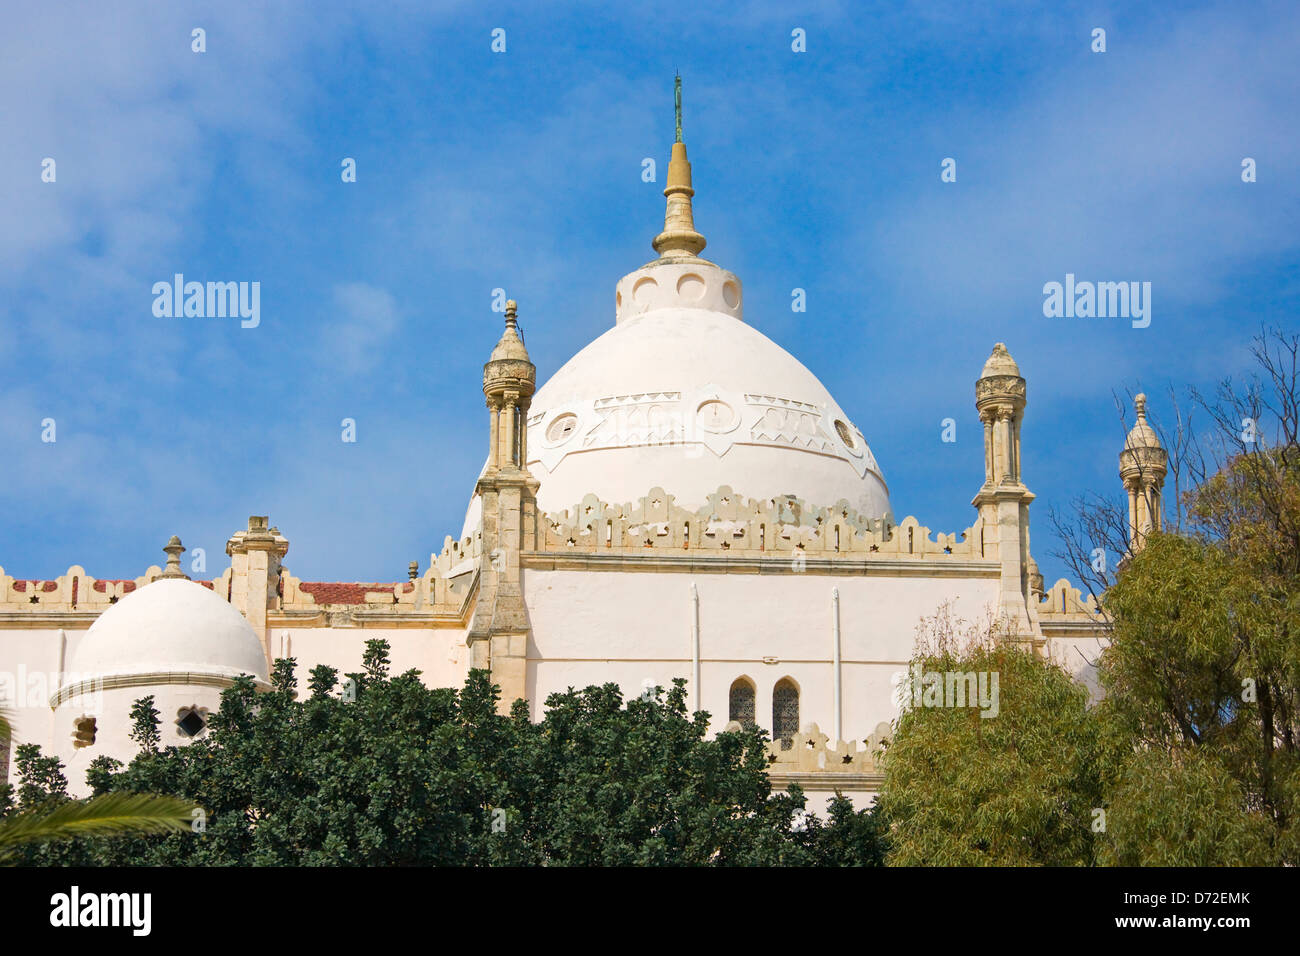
728;678;756;727
773;678;799;750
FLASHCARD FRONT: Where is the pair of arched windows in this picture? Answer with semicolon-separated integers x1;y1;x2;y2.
728;677;800;749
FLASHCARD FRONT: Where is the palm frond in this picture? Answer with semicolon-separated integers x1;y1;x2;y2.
0;792;197;859
0;706;11;747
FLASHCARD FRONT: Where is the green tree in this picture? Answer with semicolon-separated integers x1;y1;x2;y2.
1094;331;1300;864
797;794;887;866
0;709;194;864
128;695;161;753
877;609;1110;866
1099;747;1276;866
4;641;860;866
504;679;809;865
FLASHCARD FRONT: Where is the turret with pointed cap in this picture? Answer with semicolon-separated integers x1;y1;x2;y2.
1119;392;1167;552
470;299;540;711
483;300;535;471
972;342;1038;642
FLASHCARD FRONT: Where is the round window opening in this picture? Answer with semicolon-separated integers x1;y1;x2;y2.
696;400;737;433
547;413;579;444
834;420;856;448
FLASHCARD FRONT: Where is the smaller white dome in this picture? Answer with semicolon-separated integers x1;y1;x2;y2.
70;578;268;683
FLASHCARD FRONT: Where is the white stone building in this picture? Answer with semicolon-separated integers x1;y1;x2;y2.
0;119;1161;811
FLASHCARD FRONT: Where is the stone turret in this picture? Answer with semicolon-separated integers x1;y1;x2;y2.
467;300;539;711
1119;393;1167;553
225;516;289;666
972;343;1037;640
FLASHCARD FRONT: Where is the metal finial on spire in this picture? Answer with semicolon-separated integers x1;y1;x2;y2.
654;76;706;259
674;74;682;144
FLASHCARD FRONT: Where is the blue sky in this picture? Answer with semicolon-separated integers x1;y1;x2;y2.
2;0;1297;589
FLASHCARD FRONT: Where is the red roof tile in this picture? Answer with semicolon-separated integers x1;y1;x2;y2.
12;581;58;593
298;582;404;605
91;580;137;593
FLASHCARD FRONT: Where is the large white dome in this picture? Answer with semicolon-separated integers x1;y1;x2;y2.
69;578;268;683
525;260;890;519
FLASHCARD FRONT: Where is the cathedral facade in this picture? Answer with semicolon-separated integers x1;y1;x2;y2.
0;124;1161;811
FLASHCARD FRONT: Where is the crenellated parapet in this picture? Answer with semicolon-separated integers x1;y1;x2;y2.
0;564;203;616
1036;577;1106;622
759;721;891;796
761;721;891;772
0;522;486;628
535;485;989;562
276;565;475;615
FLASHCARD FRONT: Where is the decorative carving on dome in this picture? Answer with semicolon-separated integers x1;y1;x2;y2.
528;388;881;482
746;394;837;453
537;485;985;561
584;392;684;449
694;399;738;434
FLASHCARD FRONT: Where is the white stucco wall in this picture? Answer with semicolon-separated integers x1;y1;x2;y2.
522;567;1002;743
53;682;230;795
0;627;90;765
268;625;469;693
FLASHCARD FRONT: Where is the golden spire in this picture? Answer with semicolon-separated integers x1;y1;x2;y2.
652;76;707;260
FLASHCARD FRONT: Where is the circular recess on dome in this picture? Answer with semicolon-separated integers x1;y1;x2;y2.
722;280;740;309
632;277;658;307
616;290;622;309
546;413;580;444
696;399;737;433
834;419;856;448
676;273;706;301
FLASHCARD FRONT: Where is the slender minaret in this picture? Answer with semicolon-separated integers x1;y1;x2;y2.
467;300;538;712
1119;393;1167;552
972;343;1037;639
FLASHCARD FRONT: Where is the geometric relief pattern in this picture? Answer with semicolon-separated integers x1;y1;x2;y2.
533;391;884;476
746;394;836;453
539;485;985;560
584;392;683;449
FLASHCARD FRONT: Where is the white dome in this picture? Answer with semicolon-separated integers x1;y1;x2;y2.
69;578;268;683
526;262;890;518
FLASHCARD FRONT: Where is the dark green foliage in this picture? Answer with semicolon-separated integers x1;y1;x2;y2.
796;794;888;866
128;696;161;753
1;650;885;866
